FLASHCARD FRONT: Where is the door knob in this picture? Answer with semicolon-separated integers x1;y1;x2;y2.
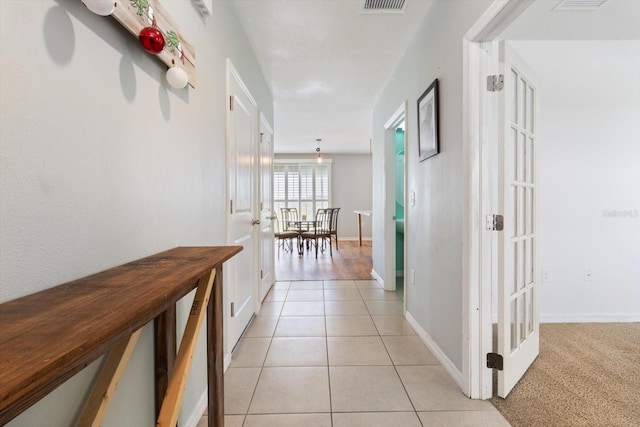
252;219;261;225
269;215;278;220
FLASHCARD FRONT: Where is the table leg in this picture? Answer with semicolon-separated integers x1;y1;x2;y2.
357;214;363;246
208;267;224;426
154;306;176;419
157;269;216;427
77;329;142;427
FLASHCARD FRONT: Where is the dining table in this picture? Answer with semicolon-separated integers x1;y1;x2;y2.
286;219;318;255
354;210;372;246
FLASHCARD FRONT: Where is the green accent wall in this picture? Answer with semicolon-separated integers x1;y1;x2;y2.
395;128;405;271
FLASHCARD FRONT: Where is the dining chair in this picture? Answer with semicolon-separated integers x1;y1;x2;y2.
301;208;333;258
274;215;298;258
280;207;299;231
328;207;340;251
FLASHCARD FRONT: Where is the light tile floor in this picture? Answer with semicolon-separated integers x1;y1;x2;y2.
198;280;510;427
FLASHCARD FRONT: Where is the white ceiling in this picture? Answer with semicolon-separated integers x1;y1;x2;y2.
231;0;640;154
231;0;433;154
502;0;640;40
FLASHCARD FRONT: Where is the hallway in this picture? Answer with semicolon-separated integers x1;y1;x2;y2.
199;280;510;426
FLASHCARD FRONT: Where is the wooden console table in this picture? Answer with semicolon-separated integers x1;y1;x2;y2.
0;246;242;426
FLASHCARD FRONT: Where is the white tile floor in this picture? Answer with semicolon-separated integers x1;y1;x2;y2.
198;280;510;427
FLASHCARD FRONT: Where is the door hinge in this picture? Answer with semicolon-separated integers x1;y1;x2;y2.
260;270;263;279
487;352;503;370
486;214;504;231
260;132;264;143
260;201;263;211
229;95;234;111
487;74;504;92
230;199;233;214
230;302;235;317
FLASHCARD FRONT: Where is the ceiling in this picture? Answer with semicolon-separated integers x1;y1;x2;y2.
502;0;640;40
231;0;433;154
231;0;640;154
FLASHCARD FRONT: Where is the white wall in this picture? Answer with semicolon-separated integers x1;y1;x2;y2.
0;1;272;425
372;0;493;373
511;40;640;322
274;153;373;239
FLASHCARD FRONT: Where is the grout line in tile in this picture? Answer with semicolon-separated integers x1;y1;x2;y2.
237;314;279;418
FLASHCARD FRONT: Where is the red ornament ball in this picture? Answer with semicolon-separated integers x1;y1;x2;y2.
138;27;165;54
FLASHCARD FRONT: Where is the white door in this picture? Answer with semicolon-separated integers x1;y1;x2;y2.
258;115;275;302
226;61;259;350
497;41;539;397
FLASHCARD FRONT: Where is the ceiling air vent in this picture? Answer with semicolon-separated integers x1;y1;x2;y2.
361;0;407;14
553;0;608;11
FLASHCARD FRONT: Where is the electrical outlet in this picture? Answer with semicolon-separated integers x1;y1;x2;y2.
410;269;416;285
542;269;550;283
584;269;593;282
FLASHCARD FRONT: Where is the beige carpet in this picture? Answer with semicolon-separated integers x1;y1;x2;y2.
491;323;640;427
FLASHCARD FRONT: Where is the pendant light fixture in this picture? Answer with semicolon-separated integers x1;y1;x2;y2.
316;138;322;163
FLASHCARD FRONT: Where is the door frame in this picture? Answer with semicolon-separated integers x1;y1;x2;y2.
462;0;534;399
382;102;408;294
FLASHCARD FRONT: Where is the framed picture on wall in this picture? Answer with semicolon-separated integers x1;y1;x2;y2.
417;78;439;161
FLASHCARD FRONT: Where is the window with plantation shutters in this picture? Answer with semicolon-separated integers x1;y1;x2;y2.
274;160;331;220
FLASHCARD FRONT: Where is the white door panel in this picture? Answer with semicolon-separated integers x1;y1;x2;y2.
497;41;539;398
259;116;275;301
227;62;258;351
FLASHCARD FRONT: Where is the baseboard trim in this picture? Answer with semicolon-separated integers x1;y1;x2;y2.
182;389;208;427
492;313;640;324
339;237;372;241
405;311;464;391
224;352;232;371
370;269;383;287
540;313;640;323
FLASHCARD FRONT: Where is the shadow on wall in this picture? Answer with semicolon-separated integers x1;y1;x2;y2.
44;6;75;66
47;1;189;107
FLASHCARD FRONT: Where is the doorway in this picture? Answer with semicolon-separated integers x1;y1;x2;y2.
383;103;407;306
464;0;640;403
462;0;536;399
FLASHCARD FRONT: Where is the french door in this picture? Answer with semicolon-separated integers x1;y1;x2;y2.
497;41;539;398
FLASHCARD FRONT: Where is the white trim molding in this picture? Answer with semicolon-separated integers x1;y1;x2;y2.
462;0;536;401
406;311;464;390
370;269;384;287
183;389;208;427
540;313;640;323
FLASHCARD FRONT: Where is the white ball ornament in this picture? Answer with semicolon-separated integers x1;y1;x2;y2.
166;65;189;89
82;0;117;16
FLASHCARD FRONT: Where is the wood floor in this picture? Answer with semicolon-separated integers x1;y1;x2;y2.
274;240;373;281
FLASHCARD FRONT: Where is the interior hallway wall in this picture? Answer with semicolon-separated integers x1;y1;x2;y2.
372;0;494;373
511;40;640;322
0;1;272;425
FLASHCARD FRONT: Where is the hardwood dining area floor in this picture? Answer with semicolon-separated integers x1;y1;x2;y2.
274;240;373;281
